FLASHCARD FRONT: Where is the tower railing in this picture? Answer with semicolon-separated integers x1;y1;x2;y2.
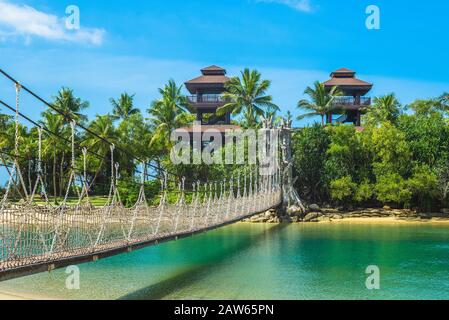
332;96;371;107
187;94;228;104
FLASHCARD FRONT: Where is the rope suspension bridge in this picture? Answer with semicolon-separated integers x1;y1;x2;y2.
0;69;298;282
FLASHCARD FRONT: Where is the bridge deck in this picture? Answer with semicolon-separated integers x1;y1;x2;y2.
0;201;281;282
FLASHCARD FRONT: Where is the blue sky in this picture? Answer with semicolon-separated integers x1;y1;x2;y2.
1;0;448;127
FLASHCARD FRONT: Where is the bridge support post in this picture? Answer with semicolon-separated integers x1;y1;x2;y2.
280;119;305;213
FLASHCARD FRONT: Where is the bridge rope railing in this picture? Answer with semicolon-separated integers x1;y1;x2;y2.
0;74;283;274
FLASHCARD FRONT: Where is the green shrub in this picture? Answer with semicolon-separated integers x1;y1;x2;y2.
408;165;439;210
375;173;412;207
292;124;330;202
330;176;356;204
118;179;160;207
354;180;374;203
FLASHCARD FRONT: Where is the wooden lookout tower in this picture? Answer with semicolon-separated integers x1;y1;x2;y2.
323;68;373;126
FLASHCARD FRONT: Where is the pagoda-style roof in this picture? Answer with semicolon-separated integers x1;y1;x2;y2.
185;65;230;94
331;68;356;76
323;68;373;96
201;65;227;75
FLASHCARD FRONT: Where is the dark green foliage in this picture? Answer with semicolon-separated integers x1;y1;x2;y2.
397;112;449;167
292;94;449;211
292;124;330;203
118;179;161;208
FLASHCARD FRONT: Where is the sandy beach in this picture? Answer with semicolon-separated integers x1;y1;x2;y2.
317;216;449;224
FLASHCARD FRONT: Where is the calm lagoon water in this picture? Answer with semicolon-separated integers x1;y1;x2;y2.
2;222;449;300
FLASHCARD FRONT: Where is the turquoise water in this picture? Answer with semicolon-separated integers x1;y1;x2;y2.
2;223;449;300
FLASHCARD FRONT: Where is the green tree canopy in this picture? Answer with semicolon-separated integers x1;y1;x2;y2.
297;81;342;125
52;87;89;124
110;93;140;121
363;93;403;126
217;68;278;128
147;79;190;153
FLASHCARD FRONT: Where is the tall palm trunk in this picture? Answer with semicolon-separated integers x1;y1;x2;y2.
28;160;32;195
90;157;105;191
53;148;57;204
59;151;65;198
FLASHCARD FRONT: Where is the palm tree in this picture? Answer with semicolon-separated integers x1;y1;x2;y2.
147;80;189;150
440;92;449;105
364;93;402;126
285;110;293;124
260;105;282;128
241;108;259;128
52;87;89;123
110;93;140;121
438;92;449;116
0;113;13;150
297;81;342;126
40;110;66;202
85;115;117;186
217;69;279;128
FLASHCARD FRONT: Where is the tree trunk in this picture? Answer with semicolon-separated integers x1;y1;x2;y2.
53;149;57;204
89;158;105;192
59;151;65;198
28;160;32;195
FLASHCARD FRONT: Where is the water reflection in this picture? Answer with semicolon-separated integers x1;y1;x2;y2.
120;224;288;299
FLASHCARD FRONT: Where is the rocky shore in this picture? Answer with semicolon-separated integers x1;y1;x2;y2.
244;205;449;224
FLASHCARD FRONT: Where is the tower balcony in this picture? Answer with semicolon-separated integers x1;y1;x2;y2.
332;96;371;109
187;94;228;105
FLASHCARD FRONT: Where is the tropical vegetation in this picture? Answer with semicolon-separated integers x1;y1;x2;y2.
1;70;449;212
293;91;449;211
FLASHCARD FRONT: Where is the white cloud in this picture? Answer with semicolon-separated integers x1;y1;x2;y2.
0;1;105;45
257;0;315;13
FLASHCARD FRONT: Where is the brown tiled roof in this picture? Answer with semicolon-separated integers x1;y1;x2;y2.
201;65;226;72
175;125;241;133
185;75;230;84
333;68;355;74
324;77;372;87
324;68;372;87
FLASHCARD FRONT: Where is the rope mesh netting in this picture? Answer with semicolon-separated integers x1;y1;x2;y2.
0;82;282;273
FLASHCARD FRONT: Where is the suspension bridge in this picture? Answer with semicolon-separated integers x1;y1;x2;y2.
0;69;299;282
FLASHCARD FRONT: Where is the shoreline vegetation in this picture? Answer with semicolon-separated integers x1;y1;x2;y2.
245;205;449;224
292;92;449;216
